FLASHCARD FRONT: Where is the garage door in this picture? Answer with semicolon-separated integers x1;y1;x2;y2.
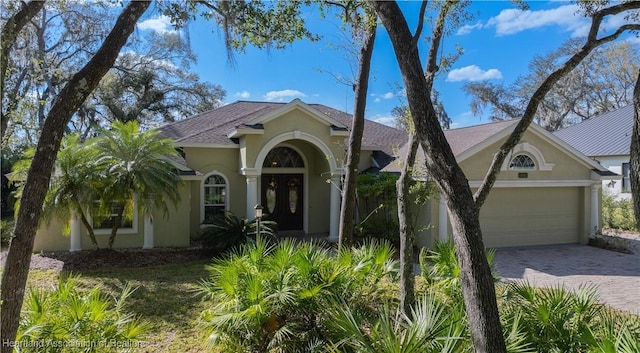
479;187;581;248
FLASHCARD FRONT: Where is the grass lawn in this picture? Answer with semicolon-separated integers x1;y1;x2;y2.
24;259;213;352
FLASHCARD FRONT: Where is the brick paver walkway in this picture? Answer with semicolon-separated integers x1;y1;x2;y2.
493;244;640;314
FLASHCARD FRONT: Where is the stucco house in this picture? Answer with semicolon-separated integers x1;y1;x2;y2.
554;105;633;200
32;99;610;252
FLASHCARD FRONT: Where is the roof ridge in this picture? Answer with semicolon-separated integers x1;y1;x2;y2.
173;103;276;142
447;118;519;132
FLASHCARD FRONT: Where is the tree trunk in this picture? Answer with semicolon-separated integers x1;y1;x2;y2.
371;2;507;352
0;2;150;350
631;71;640;228
397;133;419;315
76;204;98;248
1;0;45;140
109;202;126;248
338;23;376;247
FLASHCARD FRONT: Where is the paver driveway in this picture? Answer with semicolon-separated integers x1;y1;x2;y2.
493;244;640;314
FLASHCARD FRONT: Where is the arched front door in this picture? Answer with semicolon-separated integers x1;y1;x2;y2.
260;146;305;231
262;174;303;230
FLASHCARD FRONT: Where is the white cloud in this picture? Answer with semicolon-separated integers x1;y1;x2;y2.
446;65;503;82
625;35;640;46
263;89;307;102
486;4;589;37
370;92;395;103
457;21;484;36
235;91;251;99
137;16;177;34
369;115;396;127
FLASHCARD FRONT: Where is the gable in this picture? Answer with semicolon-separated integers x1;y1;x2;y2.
460;129;595;181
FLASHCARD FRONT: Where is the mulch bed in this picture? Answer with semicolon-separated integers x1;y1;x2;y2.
1;247;212;272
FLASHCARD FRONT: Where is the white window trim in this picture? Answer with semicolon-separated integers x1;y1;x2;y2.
201;171;230;226
501;142;554;171
90;197;138;235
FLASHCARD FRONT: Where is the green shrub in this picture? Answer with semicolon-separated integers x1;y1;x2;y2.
1;218;14;247
355;213;400;245
198;239;398;352
17;274;149;352
602;193;638;231
199;212;277;253
500;282;640;353
326;294;468;353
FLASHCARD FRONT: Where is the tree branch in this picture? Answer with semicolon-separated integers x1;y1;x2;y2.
411;1;428;46
473;4;640;208
1;0;46;139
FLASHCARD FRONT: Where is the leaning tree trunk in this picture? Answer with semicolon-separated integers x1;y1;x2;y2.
397;133;419;315
0;2;150;350
631;71;640;228
372;2;507;351
1;0;46;140
338;22;376;247
396;0;451;315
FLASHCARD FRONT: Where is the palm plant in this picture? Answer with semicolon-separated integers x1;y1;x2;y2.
10;135;102;248
92;121;182;248
419;240;499;302
200;212;277;253
16;274;149;352
198;239;398;352
501;282;603;353
326;294;468;353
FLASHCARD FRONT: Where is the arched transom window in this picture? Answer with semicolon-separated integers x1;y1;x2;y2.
509;154;536;170
263;146;304;168
203;173;227;221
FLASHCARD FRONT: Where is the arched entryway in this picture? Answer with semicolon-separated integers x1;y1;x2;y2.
261;145;306;231
247;131;343;240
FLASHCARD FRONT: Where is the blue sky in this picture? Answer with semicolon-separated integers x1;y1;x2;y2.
136;1;639;129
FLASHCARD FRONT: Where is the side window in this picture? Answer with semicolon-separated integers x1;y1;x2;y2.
92;198;137;233
203;173;228;222
509;154;536;170
622;162;631;193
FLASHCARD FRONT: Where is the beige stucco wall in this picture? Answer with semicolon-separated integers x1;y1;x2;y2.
183;147;246;238
242;110;346;171
181;111;347;236
32;183;192;252
33;217;69;252
153;183;191;247
420;130;597;249
460;131;592;181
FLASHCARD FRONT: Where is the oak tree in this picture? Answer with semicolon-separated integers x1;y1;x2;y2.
372;1;640;352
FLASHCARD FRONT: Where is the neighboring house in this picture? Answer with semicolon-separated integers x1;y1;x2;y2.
554;105;633;200
32;99;610;252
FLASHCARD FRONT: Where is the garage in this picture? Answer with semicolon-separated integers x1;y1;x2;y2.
479;187;582;248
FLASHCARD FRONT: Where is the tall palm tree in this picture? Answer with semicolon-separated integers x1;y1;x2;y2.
11;134;102;248
92;121;182;248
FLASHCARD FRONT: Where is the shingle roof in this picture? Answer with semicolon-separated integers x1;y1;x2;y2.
553;105;633;157
382;119;519;173
444;119;518;156
158;100;408;154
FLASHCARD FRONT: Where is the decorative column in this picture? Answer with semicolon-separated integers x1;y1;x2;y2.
246;175;259;220
69;211;82;252
143;213;154;249
438;193;448;242
590;184;601;238
328;175;341;242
